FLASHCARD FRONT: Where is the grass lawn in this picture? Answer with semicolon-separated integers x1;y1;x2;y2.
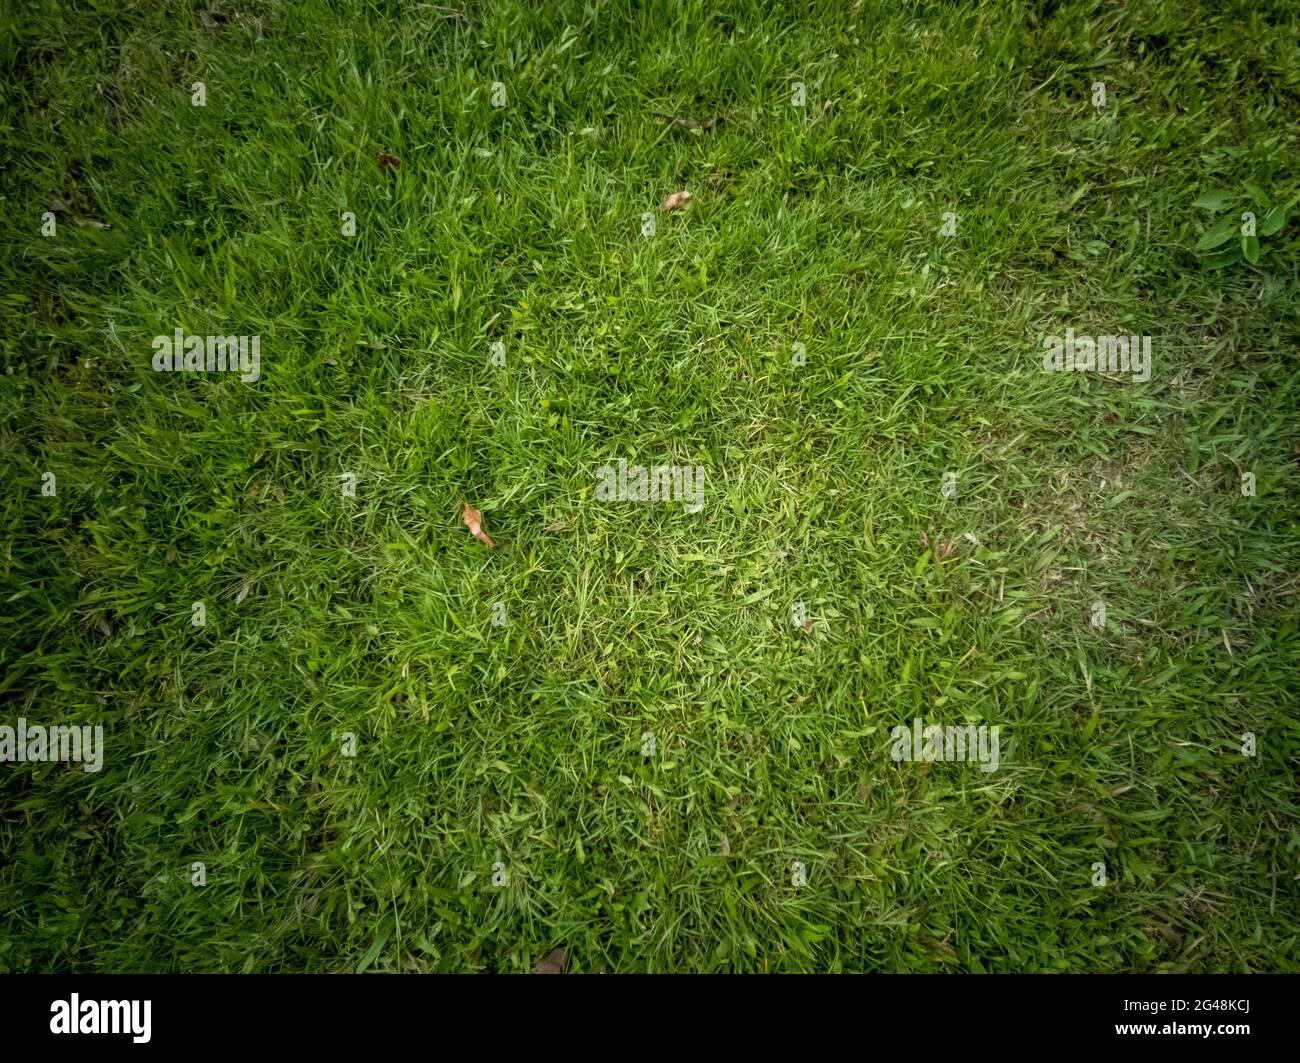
1;0;1298;973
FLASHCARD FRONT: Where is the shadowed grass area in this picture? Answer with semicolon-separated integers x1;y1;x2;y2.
0;0;1297;972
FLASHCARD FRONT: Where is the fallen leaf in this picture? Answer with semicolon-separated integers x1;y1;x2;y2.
802;615;813;634
922;935;958;962
1145;920;1184;945
718;832;731;856
72;215;110;229
533;946;566;973
661;190;692;211
919;530;929;547
461;503;495;548
235;581;250;605
377;152;401;172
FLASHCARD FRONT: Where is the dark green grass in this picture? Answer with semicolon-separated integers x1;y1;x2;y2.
1;0;1298;972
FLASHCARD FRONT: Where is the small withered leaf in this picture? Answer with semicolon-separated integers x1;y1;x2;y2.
461;503;496;548
377;152;401;172
533;946;566;973
661;190;692;211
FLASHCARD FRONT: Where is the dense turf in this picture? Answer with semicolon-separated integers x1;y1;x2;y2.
1;0;1298;972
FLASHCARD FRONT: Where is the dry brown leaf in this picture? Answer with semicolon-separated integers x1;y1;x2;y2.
923;936;958;962
461;503;495;548
802;615;813;634
718;832;731;857
661;190;692;211
377;152;401;172
532;946;566;974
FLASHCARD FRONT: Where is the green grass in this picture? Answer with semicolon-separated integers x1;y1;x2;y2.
1;0;1298;973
